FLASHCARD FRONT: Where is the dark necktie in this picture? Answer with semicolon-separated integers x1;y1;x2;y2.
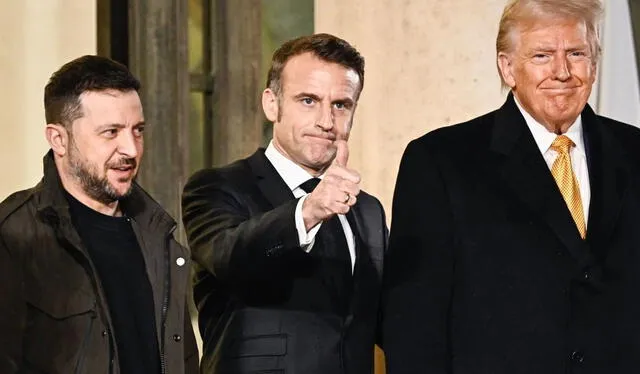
299;178;353;314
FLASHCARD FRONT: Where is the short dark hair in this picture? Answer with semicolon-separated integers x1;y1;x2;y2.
265;33;365;100
44;55;141;127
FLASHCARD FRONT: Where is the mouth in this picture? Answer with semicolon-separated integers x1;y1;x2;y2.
113;166;133;172
109;165;136;180
543;87;578;94
306;133;336;143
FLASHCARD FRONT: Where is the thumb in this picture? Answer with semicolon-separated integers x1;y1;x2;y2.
333;140;349;167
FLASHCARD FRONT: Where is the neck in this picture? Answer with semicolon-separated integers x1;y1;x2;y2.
542;120;573;135
56;164;121;217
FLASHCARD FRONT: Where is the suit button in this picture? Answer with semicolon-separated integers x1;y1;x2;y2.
173;334;182;342
583;271;590;280
570;350;584;363
102;330;108;337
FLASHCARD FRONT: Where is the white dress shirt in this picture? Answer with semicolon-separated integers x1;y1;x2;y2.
514;97;591;224
264;142;356;271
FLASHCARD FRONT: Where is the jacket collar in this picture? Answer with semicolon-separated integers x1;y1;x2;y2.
246;148;296;208
34;150;176;234
490;93;628;264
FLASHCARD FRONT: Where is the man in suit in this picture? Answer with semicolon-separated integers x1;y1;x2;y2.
383;0;640;373
182;33;387;374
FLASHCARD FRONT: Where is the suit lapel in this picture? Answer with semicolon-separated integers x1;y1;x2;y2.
246;149;295;208
490;94;590;260
247;148;381;320
582;106;628;260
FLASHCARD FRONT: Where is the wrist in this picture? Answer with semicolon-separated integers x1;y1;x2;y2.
301;196;321;231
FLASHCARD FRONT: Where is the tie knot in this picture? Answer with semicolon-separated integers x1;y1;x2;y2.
550;135;575;154
299;178;321;193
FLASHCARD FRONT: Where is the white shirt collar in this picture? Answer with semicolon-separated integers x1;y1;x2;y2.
264;141;316;191
514;95;586;157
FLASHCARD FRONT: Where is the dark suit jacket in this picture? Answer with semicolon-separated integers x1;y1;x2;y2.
382;94;640;374
182;149;387;374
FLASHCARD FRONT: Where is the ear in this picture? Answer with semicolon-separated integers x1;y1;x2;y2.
262;88;279;122
497;52;516;88
45;123;69;157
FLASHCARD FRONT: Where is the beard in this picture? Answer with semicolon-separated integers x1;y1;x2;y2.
67;139;137;205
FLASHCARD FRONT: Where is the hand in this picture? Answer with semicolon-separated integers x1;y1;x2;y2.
302;140;361;230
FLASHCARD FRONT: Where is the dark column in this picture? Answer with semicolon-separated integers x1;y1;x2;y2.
128;0;190;234
212;0;264;167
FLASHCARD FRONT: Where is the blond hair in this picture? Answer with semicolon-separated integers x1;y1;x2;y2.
496;0;603;86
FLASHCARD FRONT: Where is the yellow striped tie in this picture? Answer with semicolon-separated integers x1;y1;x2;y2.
550;135;586;239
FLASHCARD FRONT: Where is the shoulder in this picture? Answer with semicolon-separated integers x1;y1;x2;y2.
0;185;40;249
399;110;498;170
0;187;38;226
183;157;255;198
597;115;640;165
181;156;258;215
599;115;640;144
408;110;497;155
355;190;387;226
357;190;384;211
186;158;250;188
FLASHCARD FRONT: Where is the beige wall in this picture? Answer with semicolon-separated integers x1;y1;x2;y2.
0;1;96;200
316;0;508;218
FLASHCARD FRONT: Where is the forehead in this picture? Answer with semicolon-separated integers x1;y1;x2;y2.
280;52;360;96
514;19;589;49
78;89;143;122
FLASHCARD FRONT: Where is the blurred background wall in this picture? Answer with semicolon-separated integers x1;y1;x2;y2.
1;1;639;373
0;1;96;200
316;0;508;212
3;0;638;213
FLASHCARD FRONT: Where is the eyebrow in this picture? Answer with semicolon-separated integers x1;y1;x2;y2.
333;97;355;107
293;92;321;101
95;121;146;132
530;43;588;52
292;92;354;106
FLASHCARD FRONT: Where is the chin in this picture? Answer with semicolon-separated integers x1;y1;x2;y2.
110;182;134;197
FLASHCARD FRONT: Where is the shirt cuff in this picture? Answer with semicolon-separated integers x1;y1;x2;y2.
295;195;321;252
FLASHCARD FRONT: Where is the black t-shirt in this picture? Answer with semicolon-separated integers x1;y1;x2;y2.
67;193;160;374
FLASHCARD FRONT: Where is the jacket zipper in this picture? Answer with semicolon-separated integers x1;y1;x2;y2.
74;308;97;374
160;225;176;374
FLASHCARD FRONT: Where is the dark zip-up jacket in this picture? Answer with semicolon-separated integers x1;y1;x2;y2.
0;152;199;374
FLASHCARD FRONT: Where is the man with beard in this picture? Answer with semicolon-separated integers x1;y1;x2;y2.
0;55;199;374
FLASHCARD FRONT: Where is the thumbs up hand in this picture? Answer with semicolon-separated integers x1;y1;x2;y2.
302;140;361;230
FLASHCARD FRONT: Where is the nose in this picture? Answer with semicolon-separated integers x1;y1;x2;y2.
117;130;140;158
315;103;335;130
553;55;571;81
